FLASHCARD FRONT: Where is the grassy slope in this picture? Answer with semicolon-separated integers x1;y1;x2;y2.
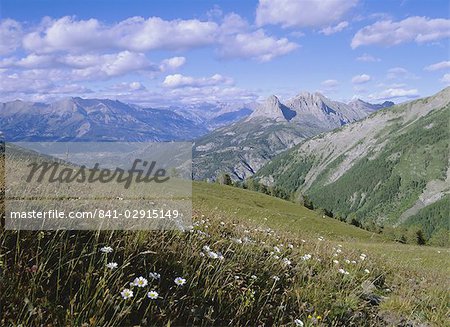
1;156;449;326
193;182;449;276
193;182;382;243
193;183;450;325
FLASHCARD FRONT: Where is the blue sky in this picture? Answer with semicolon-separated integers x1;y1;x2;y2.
0;0;449;106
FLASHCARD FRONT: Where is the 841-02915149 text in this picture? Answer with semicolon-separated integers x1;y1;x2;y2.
9;209;181;220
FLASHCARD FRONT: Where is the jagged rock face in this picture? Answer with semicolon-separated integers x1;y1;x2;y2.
284;92;368;129
193;92;391;181
256;87;450;235
247;95;296;122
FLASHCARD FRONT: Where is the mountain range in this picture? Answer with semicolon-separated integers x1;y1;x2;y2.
255;87;449;238
193;92;393;180
0;97;253;141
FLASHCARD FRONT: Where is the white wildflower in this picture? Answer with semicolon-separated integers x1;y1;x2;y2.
133;276;148;288
174;277;186;286
333;260;339;264
147;290;159;299
282;258;292;266
364;269;370;274
294;319;304;327
100;246;113;253
106;262;118;270
120;288;133;299
301;254;312;261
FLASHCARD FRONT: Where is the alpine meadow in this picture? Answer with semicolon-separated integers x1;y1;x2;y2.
0;0;449;326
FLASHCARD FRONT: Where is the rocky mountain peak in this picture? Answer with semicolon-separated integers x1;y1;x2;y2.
246;95;291;121
348;98;395;112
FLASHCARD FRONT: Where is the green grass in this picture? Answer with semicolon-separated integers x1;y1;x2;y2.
1;179;449;326
193;182;449;275
193;182;383;243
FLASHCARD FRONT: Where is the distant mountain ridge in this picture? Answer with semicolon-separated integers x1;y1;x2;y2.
193;92;393;180
255;87;450;238
0;97;254;141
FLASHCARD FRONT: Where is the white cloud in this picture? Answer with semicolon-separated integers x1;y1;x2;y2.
23;16;219;53
351;74;371;84
0;68;92;97
320;21;349;35
65;51;157;79
356;53;380;62
376;82;406;89
321;79;339;88
386;67;416;80
256;0;358;28
207;5;224;20
108;81;147;92
0;54;55;69
368;87;419;101
440;73;450;84
97;84;258;106
320;79;339;93
0;19;23;55
17;15;296;63
162;73;233;88
218;29;298;62
351;16;450;48
0;51;189;81
424;60;450;71
220;13;249;35
353;85;368;93
164;86;257;104
159;56;186;71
